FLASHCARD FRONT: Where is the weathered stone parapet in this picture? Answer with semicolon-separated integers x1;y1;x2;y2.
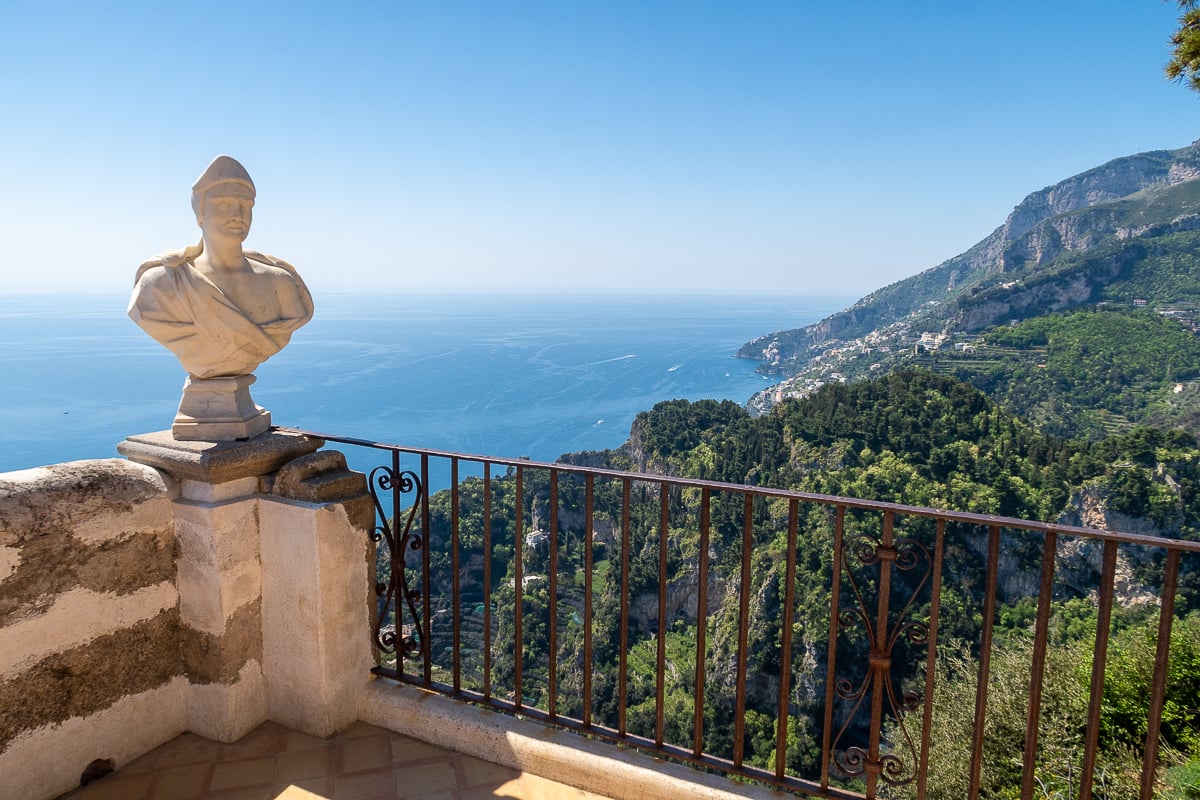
0;459;184;800
0;459;176;542
4;680;188;800
0;583;179;680
0;461;176;630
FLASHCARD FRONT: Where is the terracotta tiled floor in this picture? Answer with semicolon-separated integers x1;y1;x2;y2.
59;720;613;800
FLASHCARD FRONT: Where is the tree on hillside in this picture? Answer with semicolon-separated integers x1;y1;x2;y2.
1167;1;1200;91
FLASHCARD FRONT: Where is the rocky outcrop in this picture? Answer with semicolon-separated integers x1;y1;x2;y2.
1054;485;1159;607
951;269;1103;332
629;556;726;628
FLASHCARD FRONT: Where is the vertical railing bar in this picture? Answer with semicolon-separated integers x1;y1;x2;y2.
821;505;846;790
968;524;1002;800
583;474;595;729
483;462;493;699
548;468;559;720
864;511;896;799
1140;548;1180;800
775;498;800;780
733;493;754;768
421;453;432;685
514;465;525;711
1080;538;1119;798
692;487;711;759
618;478;631;737
451;457;462;693
366;443;380;670
917;518;946;799
655;482;669;748
1019;530;1058;800
391;449;403;676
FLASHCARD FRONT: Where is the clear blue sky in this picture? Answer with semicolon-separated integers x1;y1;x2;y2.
1;1;1197;296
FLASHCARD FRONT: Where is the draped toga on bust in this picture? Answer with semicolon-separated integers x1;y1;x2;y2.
128;245;315;379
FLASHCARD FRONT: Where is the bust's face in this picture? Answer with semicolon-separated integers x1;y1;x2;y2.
200;183;254;242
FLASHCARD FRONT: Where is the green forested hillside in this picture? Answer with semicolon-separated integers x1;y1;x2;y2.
621;373;1199;534
931;308;1200;439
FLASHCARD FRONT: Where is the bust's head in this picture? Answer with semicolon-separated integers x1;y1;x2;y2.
191;156;256;240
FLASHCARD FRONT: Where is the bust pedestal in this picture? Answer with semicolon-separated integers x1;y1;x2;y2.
173;375;271;441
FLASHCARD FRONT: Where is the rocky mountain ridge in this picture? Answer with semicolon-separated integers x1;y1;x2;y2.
741;140;1200;407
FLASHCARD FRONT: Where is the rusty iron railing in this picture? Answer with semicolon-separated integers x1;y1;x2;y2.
284;428;1200;800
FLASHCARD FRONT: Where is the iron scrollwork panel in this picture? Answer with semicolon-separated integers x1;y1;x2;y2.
830;523;932;791
368;465;425;663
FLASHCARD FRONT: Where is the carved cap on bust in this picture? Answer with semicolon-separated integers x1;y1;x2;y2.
191;155;256;216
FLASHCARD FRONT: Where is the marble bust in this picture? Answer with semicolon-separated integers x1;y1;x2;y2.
128;155;314;440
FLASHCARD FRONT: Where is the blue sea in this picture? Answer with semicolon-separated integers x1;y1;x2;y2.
0;292;849;473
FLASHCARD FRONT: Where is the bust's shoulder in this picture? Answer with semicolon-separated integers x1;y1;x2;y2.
133;261;179;288
135;246;199;285
246;251;296;272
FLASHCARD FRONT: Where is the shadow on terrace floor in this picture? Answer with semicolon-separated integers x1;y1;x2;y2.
58;720;614;800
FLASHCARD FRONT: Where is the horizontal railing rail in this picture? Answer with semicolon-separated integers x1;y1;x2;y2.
281;427;1200;800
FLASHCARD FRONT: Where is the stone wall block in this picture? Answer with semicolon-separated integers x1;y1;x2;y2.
72;496;174;545
315;502;373;703
180;476;260;504
174;498;260;571
260;497;372;737
186;660;267;743
176;558;261;637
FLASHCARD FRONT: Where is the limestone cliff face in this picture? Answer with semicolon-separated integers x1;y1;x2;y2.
986;147;1200;275
999;200;1200;275
921;144;1200;300
952;268;1103;332
951;482;1161;610
1054;485;1160;607
1002;150;1200;241
1053;536;1158;608
743;140;1200;374
629;557;725;627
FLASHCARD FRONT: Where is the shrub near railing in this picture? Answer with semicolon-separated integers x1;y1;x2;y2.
289;430;1200;800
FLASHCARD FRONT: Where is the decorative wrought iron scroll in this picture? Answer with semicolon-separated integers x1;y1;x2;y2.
830;515;932;793
368;465;425;661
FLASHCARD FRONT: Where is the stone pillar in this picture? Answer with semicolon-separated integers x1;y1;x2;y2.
260;451;375;737
173;475;268;742
120;431;376;742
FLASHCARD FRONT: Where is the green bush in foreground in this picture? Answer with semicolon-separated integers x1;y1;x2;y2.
893;609;1200;800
